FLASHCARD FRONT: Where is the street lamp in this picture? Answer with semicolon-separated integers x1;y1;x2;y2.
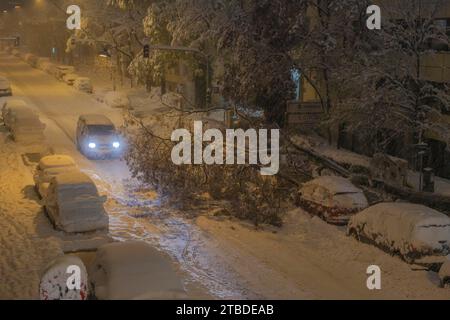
98;47;116;91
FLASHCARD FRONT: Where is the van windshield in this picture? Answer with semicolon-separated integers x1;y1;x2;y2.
88;125;115;135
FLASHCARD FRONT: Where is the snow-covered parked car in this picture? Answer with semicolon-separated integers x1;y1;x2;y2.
44;171;109;233
74;77;93;94
2;99;26;127
36;57;51;70
2;100;46;143
55;65;75;80
0;76;12;97
24;53;38;67
348;202;450;266
297;176;368;225
76;114;122;159
103;91;129;109
40;255;89;300
9;109;45;143
34;155;78;199
63;73;79;86
43;62;57;75
89;241;186;300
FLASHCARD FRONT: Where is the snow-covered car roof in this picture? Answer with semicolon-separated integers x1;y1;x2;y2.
56;65;75;71
3;99;27;109
63;73;78;80
0;77;11;89
39;155;76;170
89;241;186;300
302;176;363;194
351;202;450;228
53;171;96;188
74;77;91;83
80;114;114;126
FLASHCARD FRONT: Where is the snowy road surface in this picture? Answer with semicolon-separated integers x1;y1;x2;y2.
1;53;450;299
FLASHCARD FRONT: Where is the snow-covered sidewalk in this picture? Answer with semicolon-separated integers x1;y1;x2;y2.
0;137;62;299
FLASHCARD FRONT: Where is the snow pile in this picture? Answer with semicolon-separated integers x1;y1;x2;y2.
348;203;450;262
89;241;186;300
103;91;130;109
40;255;89;300
45;171;109;233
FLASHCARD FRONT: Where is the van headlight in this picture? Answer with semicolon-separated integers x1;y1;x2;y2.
88;142;96;149
113;142;120;149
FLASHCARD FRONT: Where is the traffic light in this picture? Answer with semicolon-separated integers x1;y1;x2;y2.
143;44;150;59
14;36;20;47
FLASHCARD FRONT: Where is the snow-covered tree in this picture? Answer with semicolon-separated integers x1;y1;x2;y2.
332;0;450;156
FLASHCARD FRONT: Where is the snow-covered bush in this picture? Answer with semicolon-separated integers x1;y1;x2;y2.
104;91;130;108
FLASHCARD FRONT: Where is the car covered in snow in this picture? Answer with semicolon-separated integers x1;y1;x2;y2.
24;53;38;67
297;176;368;225
43;62;58;75
36;57;51;70
55;65;75;80
34;155;78;199
347;202;450;266
44;171;109;233
0;76;12;97
2;99;26;127
2;100;46;143
73;77;93;94
89;241;186;300
63;73;79;86
76;114;122;159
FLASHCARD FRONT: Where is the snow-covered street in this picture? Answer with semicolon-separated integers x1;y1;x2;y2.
1;53;450;300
